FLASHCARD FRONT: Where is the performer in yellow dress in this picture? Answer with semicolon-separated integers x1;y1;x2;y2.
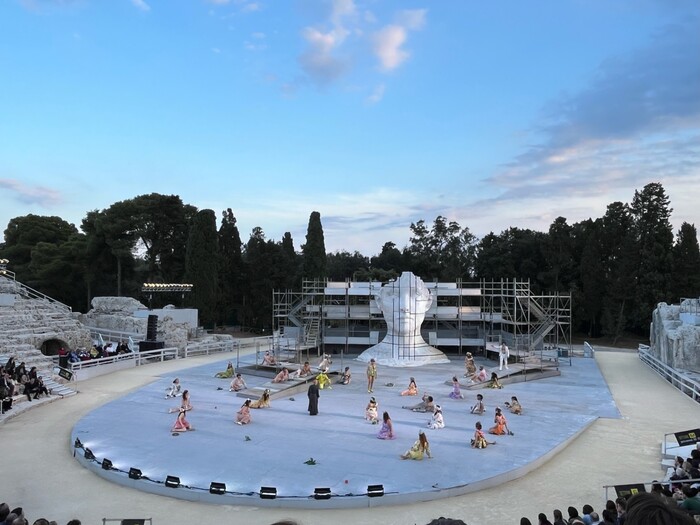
401;430;432;460
317;371;332;389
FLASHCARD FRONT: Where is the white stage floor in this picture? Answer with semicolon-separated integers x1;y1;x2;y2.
71;354;619;508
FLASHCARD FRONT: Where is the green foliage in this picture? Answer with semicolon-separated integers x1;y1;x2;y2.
217;209;244;325
1;182;692;339
326;250;369;281
302;211;327;279
405;216;476;280
671;222;700;299
185;209;219;328
630;182;674;332
1;215;78;281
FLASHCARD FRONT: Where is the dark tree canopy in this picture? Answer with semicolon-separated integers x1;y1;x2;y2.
185;209;219;328
671;222;700;300
1;183;694;338
302;211;327;279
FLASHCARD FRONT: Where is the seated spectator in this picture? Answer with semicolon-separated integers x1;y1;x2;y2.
537;513;553;525
552;509;566;525
24;377;41;401
678;485;700;513
14;362;27;382
581;503;595;525
567;506;585;525
615;497;627;524
0;384;12;412
1;370;15;397
626;492;695;525
600;509;615;524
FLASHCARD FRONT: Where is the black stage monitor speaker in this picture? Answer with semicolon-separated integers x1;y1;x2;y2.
146;315;158;341
138;341;165;353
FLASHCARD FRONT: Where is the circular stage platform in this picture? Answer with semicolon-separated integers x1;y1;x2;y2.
71;354;619;509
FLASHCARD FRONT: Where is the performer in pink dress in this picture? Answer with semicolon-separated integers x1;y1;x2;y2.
171;407;193;432
448;376;464;399
401;377;418;396
236;399;252;425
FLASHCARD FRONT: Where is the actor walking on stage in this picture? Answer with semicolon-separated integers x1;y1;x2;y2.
307;378;320;416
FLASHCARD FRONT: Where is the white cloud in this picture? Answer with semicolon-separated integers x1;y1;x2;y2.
486;18;700;213
131;0;150;12
372;25;408;71
372;9;426;72
0;179;63;207
299;26;349;84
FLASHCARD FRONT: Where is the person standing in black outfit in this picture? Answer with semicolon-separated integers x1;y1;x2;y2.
307;378;320;415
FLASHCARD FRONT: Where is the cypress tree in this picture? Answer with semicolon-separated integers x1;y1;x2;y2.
302;211;327;279
185;209;219;328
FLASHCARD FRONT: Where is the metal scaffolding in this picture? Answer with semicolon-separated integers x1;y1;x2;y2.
272;277;571;365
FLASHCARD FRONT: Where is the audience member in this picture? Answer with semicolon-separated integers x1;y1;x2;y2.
537;512;553;525
568;506;585;525
552;509;566;525
626;492;695;525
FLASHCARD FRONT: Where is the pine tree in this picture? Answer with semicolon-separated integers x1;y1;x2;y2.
631;182;674;332
670;222;700;300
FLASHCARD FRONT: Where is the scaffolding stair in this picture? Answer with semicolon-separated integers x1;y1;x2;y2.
304;318;321;348
517;295;557;353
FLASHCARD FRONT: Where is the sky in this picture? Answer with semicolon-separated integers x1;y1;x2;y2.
1;0;699;256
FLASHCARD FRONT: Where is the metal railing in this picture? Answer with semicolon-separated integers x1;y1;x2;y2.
603;477;700;502
638;344;700;403
68;347;179;372
0;271;72;312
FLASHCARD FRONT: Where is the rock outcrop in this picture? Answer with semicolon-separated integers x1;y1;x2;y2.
650;299;700;373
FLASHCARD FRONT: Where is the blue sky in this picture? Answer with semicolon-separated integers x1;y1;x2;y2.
1;0;698;255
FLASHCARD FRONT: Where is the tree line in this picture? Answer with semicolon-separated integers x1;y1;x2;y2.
0;183;698;341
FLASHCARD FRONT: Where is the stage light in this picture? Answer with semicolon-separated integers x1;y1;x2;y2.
74;438;83;449
209;482;226;495
314;487;331;500
367;484;384;497
259;486;277;499
84;448;95;461
165;475;180;488
101;458;113;470
128;468;143;480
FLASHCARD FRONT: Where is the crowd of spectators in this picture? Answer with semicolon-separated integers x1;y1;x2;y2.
1;357;50;411
0;503;81;525
62;341;131;364
510;444;700;524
